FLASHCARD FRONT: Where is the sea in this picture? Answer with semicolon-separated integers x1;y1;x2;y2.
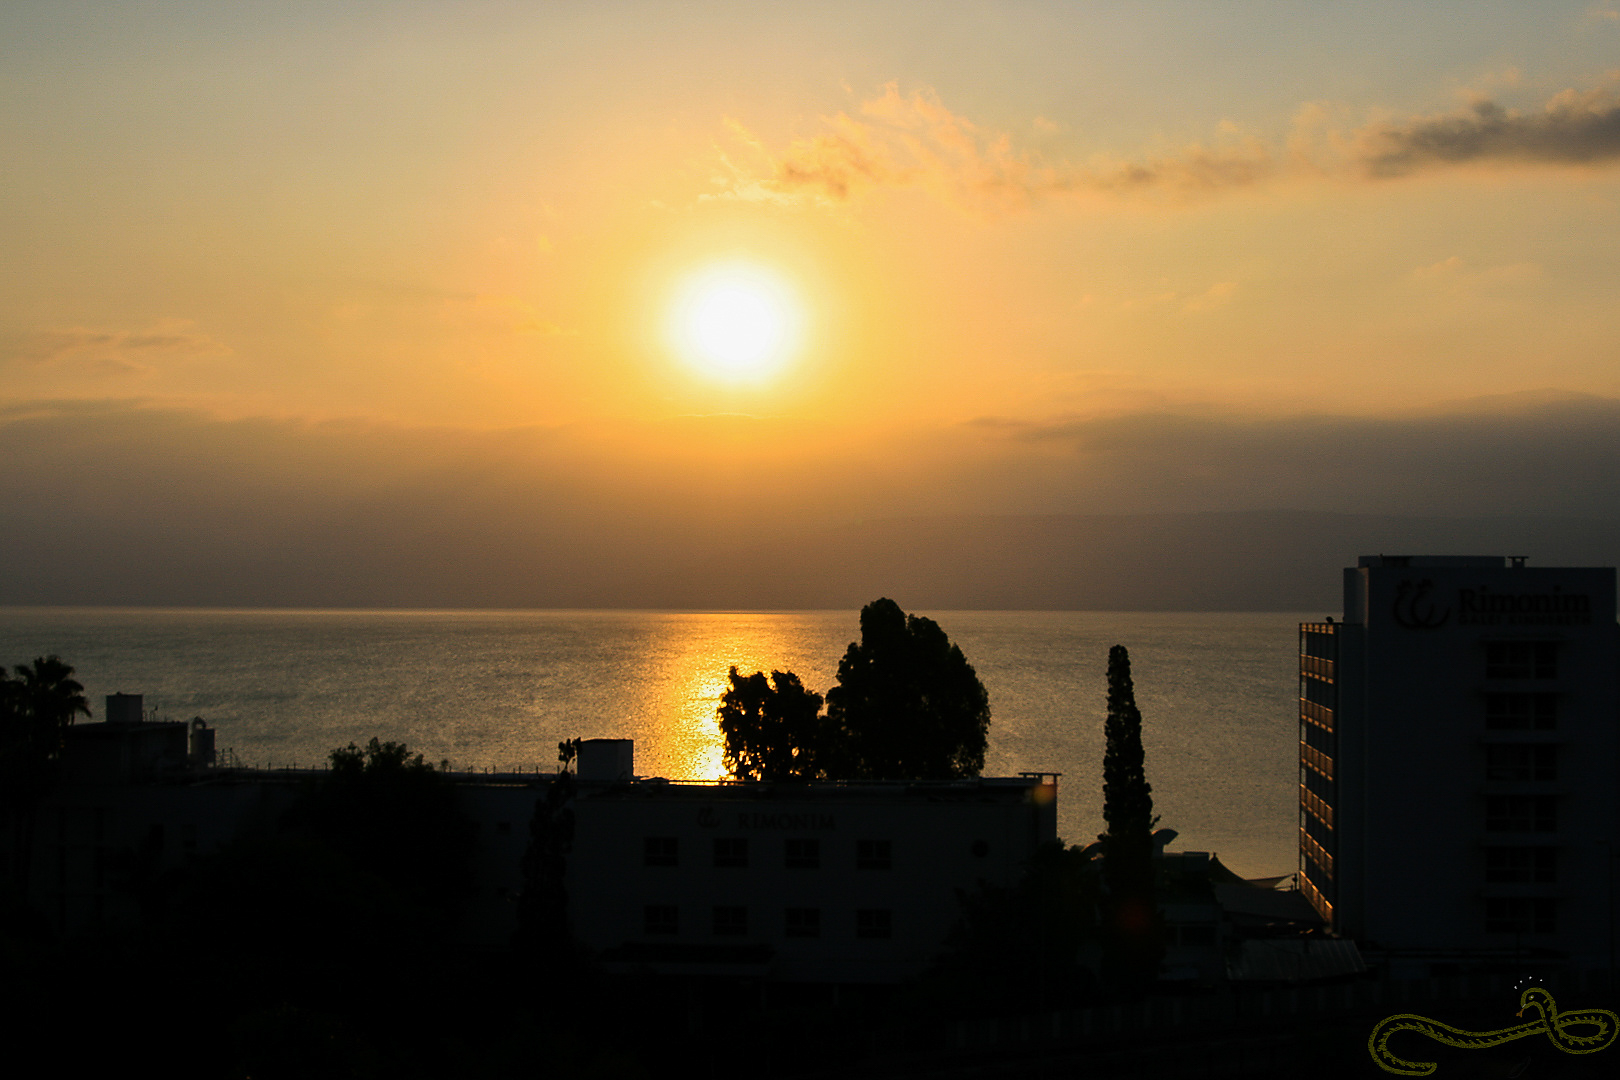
0;608;1312;879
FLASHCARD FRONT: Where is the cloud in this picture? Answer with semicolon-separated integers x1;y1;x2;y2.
972;392;1620;518
714;82;1277;211
1356;82;1620;176
712;77;1620;212
1406;255;1543;292
2;394;1617;607
8;318;232;378
1182;281;1239;313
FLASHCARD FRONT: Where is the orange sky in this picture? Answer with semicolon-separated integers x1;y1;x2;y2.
4;4;1620;605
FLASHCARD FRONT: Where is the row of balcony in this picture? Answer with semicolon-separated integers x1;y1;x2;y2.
1300;699;1334;731
1299;785;1334;829
1299;738;1333;779
1299;827;1334;881
1300;655;1335;680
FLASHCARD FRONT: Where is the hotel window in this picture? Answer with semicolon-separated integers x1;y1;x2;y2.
1484;744;1557;783
644;837;678;867
1486;641;1557;680
785;838;820;869
1485;847;1558;884
1485;897;1556;935
856;908;893;940
1485;693;1557;730
713;837;748;868
712;905;747;937
785;908;821;938
1485;795;1558;832
644;905;678;935
857;839;892;870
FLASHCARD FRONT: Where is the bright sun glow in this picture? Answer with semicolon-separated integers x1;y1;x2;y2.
669;263;803;384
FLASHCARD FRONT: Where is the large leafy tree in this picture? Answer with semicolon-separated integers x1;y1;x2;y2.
922;841;1102;1015
280;737;475;932
825;598;990;781
1098;644;1163;989
718;667;832;781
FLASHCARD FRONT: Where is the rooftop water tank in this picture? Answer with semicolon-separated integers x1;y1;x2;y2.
188;717;216;766
577;738;634;782
106;693;143;725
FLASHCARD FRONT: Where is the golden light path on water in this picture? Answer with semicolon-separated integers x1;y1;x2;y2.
0;609;1307;876
632;613;845;782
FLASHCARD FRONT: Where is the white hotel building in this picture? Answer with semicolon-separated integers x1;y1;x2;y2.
1299;556;1619;973
566;740;1060;983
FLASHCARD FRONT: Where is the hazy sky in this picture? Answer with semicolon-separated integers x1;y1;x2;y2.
5;3;1620;604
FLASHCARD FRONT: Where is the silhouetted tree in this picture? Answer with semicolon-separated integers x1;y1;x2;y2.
921;841;1102;1016
1;656;91;893
281;737;475;933
10;655;90;732
1098;644;1163;990
514;739;585;978
718;667;832;781
826;598;990;780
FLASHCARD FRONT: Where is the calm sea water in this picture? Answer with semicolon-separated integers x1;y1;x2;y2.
0;608;1311;878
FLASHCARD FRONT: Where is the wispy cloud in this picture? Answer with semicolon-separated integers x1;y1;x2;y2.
712;77;1620;212
8;318;232;377
716;83;1275;211
1406;255;1544;293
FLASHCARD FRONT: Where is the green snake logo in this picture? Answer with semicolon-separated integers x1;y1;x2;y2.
1368;986;1618;1075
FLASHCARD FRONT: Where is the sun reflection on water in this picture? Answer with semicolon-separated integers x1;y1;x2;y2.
633;614;843;782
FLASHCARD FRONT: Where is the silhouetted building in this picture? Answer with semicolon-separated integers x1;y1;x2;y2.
567;745;1060;983
19;720;1060;981
1299;556;1619;974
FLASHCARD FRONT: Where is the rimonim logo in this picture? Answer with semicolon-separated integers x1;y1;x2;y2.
1392;578;1450;630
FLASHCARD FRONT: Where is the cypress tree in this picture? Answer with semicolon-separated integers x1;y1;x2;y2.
1099;644;1163;990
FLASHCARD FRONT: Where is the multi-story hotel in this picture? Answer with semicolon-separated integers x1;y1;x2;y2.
1299;556;1619;973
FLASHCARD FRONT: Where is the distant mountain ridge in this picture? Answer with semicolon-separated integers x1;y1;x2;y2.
9;508;1615;610
628;510;1620;612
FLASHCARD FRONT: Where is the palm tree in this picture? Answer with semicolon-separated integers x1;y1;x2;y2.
13;654;91;734
1;656;91;898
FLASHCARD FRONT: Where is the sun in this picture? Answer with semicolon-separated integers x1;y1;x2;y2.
668;262;803;384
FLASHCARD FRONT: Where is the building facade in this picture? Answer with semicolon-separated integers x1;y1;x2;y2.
1299;556;1619;972
566;772;1059;983
19;718;1059;983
